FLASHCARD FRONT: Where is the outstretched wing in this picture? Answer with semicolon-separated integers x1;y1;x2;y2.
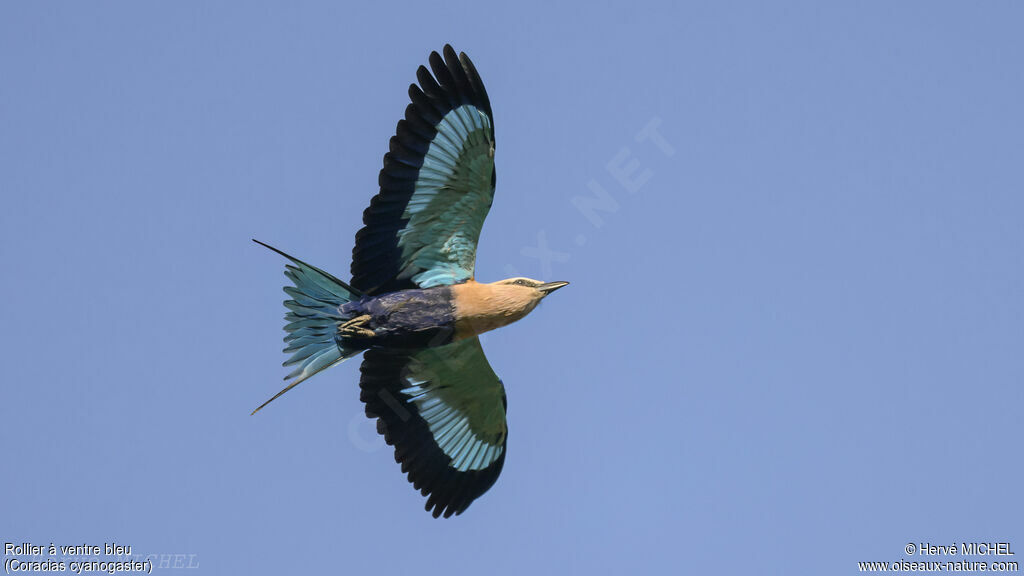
351;45;496;295
359;338;507;518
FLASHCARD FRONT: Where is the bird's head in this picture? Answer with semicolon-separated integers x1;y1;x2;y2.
456;278;570;337
493;277;570;299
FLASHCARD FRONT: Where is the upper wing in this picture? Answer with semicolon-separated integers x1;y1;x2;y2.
359;338;507;518
350;45;496;295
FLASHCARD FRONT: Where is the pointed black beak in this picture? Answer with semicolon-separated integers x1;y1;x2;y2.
538;281;570;295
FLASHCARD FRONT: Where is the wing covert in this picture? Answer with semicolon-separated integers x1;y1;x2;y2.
351;45;496;294
359;338;507;518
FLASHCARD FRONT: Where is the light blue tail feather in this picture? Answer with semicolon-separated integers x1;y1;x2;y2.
253;239;363;414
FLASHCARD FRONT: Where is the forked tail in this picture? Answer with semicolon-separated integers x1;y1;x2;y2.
252;239;364;414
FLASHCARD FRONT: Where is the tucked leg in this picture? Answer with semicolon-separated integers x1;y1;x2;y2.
338;314;376;339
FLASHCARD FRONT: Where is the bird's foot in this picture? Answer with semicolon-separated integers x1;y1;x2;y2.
338;315;375;339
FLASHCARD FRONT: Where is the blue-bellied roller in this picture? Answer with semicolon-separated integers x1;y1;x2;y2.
253;45;568;518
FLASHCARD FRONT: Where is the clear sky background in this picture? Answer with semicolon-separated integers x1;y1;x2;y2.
2;2;1022;574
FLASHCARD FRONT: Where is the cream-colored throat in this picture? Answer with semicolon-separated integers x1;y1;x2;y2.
452;281;540;339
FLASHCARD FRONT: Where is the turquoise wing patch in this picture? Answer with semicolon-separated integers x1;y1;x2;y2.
351;45;496;294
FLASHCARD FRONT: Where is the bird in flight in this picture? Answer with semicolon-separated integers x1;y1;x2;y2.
253;45;569;518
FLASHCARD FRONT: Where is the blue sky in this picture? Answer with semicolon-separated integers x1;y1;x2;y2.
2;2;1022;574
